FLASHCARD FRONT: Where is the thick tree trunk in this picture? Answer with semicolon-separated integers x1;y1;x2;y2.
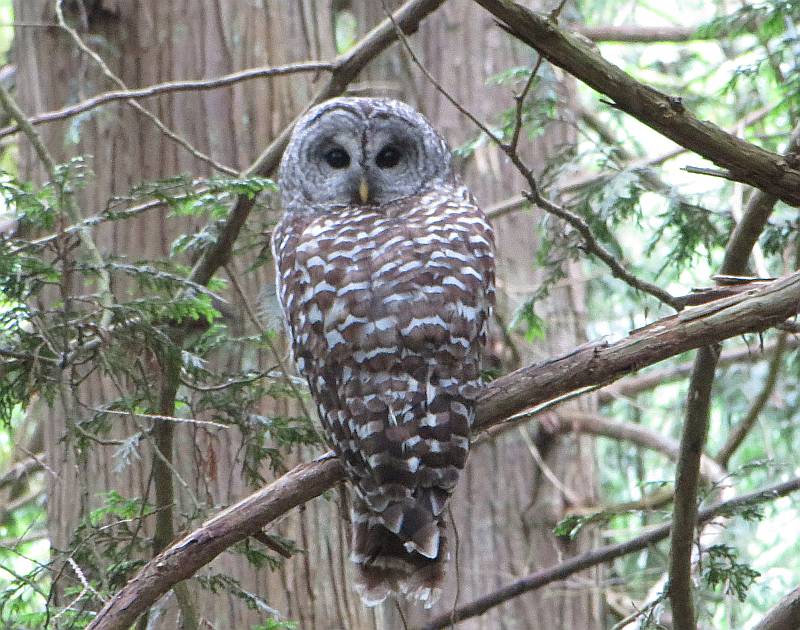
13;2;369;628
351;2;602;628
15;1;600;627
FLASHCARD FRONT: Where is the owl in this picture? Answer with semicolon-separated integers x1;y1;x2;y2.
272;97;495;607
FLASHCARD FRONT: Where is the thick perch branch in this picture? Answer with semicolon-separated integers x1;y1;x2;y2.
753;586;800;630
87;272;800;629
471;0;800;207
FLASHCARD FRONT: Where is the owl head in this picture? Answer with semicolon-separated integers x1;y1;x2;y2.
278;97;455;210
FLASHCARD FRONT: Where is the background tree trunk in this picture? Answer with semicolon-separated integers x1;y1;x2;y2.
351;1;602;627
13;2;373;628
14;1;601;627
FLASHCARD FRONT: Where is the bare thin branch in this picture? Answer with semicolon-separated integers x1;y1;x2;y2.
382;0;680;310
522;187;682;309
418;476;800;629
187;0;448;287
716;333;787;467
0;62;333;141
551;412;726;486
573;25;710;43
55;0;237;176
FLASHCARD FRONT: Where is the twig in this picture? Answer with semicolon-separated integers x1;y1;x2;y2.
382;2;681;310
550;412;726;487
716;333;787;467
682;165;735;180
187;0;448;288
521;187;682;309
91;408;230;430
223;263;313;423
0;83;114;326
55;1;237;176
573;25;709;43
517;424;582;505
0;62;333;141
484;103;776;221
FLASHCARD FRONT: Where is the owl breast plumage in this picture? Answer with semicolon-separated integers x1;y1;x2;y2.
272;98;495;607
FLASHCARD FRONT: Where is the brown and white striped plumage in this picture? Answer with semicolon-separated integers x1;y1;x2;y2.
272;98;494;607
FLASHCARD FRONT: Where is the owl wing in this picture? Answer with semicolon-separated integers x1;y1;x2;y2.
272;188;494;605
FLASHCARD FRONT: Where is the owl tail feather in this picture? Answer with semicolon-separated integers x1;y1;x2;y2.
351;497;447;608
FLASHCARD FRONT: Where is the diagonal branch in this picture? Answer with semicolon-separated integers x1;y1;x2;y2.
470;0;800;207
86;271;800;629
55;0;237;176
187;0;447;287
418;476;800;630
753;585;800;630
380;1;680;310
550;412;726;486
716;332;788;467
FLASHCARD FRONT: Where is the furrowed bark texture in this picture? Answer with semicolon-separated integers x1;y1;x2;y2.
14;1;441;627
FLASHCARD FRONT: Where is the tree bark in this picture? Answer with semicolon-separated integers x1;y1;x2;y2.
13;2;351;627
347;1;602;627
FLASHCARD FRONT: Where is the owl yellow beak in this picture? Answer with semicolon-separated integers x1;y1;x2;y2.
358;178;370;204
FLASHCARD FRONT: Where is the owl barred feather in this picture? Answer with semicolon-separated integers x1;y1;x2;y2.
272;98;495;607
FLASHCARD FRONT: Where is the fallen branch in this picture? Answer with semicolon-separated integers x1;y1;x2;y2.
86;271;800;629
417;476;800;629
471;0;800;207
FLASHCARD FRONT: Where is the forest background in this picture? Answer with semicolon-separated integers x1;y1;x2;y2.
1;1;799;629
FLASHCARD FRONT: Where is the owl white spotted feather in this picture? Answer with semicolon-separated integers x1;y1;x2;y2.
272;97;495;607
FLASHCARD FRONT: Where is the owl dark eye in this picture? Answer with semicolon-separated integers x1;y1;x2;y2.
375;145;401;168
324;147;350;169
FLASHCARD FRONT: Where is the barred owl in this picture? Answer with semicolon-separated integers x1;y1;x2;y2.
272;97;495;607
